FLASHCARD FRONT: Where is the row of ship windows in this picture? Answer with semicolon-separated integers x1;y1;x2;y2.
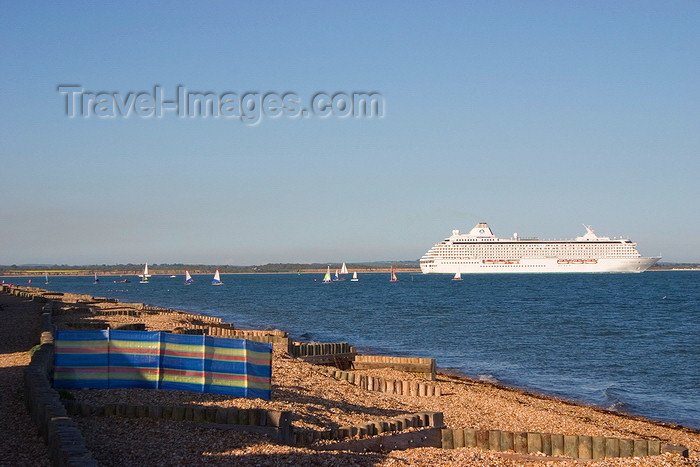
435;248;628;251
432;262;551;266
433;248;632;253
439;245;631;249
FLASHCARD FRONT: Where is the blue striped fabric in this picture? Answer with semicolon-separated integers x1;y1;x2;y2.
109;330;160;389
54;330;110;389
53;330;272;399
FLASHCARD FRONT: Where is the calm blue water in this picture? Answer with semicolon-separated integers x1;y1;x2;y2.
7;271;699;429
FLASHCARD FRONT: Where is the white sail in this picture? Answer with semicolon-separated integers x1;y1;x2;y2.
351;271;359;281
139;263;150;283
185;270;193;284
94;272;100;284
340;262;348;274
452;271;462;281
44;272;50;284
212;269;223;285
322;266;332;283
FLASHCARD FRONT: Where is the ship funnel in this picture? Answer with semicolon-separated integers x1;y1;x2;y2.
467;222;495;237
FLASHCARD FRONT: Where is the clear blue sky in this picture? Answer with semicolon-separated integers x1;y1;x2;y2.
1;1;698;264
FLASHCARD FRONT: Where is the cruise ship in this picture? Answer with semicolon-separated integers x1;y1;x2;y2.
420;223;660;274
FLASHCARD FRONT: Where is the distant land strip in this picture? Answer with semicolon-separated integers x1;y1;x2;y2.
0;262;697;276
0;262;421;276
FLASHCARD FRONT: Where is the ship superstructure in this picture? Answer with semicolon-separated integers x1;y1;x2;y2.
420;223;659;274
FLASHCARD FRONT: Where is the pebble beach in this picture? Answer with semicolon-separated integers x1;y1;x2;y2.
1;288;698;466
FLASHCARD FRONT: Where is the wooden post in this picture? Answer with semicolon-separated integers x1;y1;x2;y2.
605;437;620;457
541;433;552;455
464;430;477;447
619;439;633;457
427;412;443;427
171;406;185;421
215;408;228;424
633;439;648;458
477;430;489;450
148;405;162;419
578;435;592;459
500;431;514;452
441;429;454;449
527;432;542;453
514;432;528;454
489;430;501;451
592;436;605;459
225;408;238;424
453;429;465;448
648;440;661;456
564;435;578;458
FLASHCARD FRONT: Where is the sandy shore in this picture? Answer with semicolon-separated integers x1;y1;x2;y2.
2;288;698;466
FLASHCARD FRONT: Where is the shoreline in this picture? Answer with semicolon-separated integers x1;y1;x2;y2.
436;367;699;435
3;285;698;465
5;279;699;432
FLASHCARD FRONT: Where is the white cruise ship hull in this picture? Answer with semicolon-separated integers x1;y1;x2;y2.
421;223;660;274
421;256;660;274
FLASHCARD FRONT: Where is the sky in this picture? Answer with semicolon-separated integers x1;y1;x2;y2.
1;1;698;265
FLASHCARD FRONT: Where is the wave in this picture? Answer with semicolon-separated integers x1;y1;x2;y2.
603;386;633;413
478;374;500;384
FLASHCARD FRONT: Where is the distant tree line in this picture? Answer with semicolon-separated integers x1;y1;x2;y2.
0;261;421;275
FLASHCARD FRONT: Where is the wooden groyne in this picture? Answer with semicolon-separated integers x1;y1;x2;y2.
317;366;441;397
24;300;97;466
353;355;436;380
63;401;293;445
438;428;688;459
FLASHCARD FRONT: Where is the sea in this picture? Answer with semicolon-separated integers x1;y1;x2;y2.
7;270;699;430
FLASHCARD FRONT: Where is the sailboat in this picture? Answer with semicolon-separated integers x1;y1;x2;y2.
211;269;223;285
139;264;151;283
94;272;100;284
452;271;462;281
389;266;399;282
340;262;349;275
322;266;332;283
44;272;50;284
351;271;359;282
184;270;194;285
